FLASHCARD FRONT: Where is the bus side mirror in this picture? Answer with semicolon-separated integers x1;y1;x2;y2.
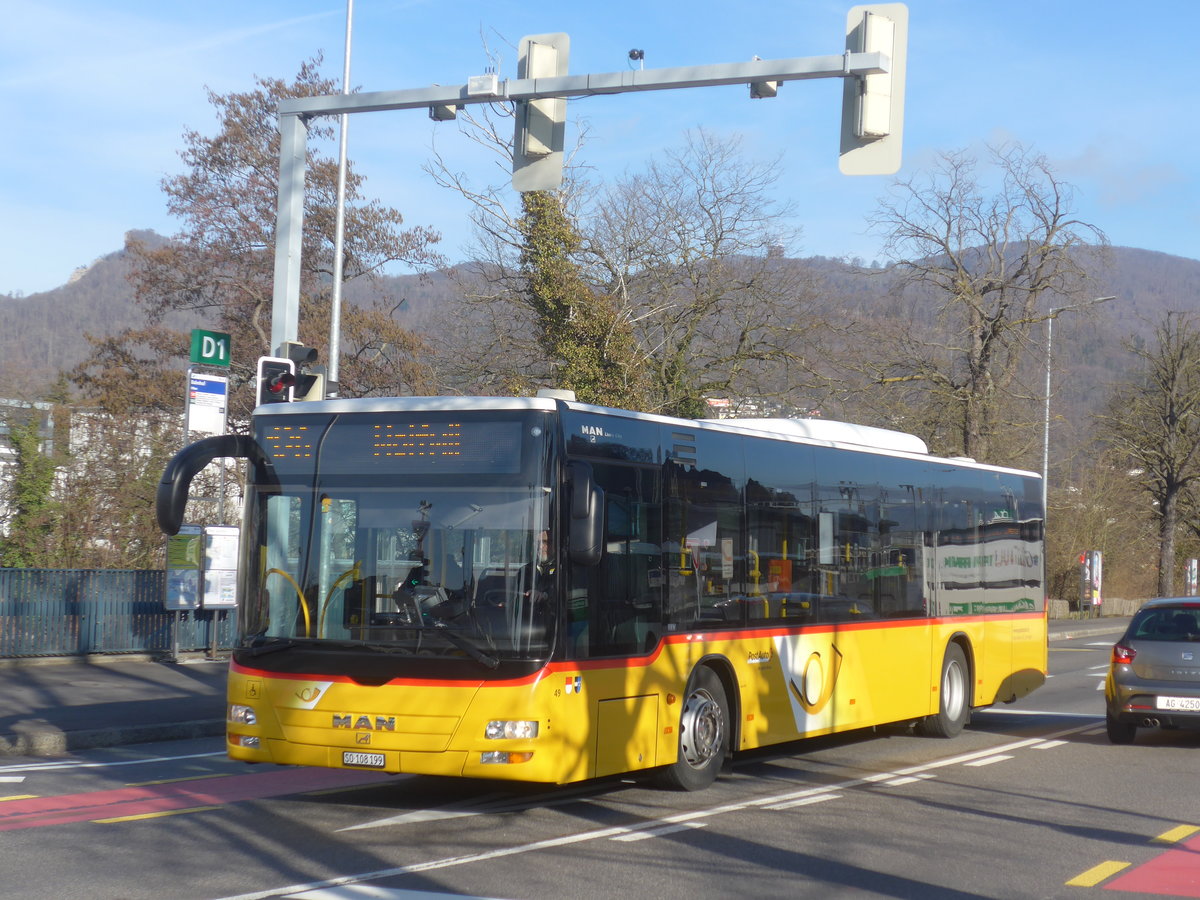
156;434;273;535
567;461;604;566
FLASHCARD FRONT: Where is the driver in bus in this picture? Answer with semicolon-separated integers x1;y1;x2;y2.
519;530;556;641
527;530;555;602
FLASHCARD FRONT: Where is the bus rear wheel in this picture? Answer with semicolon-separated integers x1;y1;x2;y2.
916;643;970;738
654;667;728;791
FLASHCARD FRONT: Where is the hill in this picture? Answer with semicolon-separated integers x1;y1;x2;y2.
1;235;1196;438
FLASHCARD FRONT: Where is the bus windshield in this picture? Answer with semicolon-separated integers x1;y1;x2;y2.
240;409;556;663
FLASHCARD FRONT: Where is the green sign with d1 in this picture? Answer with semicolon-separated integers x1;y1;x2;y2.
190;329;232;367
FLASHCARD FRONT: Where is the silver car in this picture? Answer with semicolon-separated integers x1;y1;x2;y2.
1105;597;1200;743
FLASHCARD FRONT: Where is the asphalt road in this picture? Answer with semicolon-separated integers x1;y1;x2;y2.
7;617;1200;899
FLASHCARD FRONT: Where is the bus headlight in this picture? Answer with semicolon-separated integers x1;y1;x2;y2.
485;720;539;740
229;704;258;726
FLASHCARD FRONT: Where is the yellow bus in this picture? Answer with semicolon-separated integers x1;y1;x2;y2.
158;393;1046;790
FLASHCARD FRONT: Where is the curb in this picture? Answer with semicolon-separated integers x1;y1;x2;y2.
1049;622;1126;642
0;653;225;671
0;719;226;758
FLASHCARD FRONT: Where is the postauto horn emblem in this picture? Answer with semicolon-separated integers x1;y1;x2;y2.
788;643;844;715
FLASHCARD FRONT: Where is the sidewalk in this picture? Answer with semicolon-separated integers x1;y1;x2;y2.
1047;616;1128;642
0;617;1131;758
0;655;228;757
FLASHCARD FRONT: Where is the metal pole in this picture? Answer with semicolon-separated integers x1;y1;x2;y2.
328;0;354;395
1041;313;1054;516
272;49;891;350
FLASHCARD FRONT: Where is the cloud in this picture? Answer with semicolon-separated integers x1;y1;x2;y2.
0;4;338;100
1054;144;1187;208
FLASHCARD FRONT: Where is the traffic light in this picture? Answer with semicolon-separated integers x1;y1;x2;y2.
839;3;908;176
256;356;295;406
293;367;325;402
512;33;570;193
280;341;324;401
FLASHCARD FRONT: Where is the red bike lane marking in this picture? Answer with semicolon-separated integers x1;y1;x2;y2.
1105;834;1200;897
0;768;389;831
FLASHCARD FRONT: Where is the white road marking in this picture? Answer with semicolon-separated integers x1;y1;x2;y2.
0;776;26;783
336;792;512;831
0;750;224;775
882;773;937;786
964;754;1013;767
213;721;1101;900
286;888;504;899
611;822;707;842
763;793;843;811
339;785;606;833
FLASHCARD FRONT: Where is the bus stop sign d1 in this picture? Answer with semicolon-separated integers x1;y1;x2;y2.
190;329;231;367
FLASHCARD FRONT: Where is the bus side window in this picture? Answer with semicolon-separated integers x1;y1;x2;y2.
664;430;745;630
569;463;662;657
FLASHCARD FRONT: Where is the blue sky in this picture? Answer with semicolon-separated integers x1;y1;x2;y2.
1;1;1196;297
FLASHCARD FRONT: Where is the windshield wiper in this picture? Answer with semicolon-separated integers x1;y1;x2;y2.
244;629;499;669
432;622;500;669
245;637;299;657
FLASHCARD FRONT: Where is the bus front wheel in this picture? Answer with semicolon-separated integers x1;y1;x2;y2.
654;667;728;791
916;643;970;738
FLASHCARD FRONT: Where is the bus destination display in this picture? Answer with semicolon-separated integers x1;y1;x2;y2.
260;417;524;475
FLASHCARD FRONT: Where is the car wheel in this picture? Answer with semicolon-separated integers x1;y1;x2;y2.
916;643;970;738
653;667;728;791
1106;712;1137;745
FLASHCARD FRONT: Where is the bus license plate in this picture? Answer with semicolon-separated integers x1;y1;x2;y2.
343;751;386;768
1156;696;1200;712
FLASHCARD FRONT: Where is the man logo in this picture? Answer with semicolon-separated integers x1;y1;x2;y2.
333;714;397;731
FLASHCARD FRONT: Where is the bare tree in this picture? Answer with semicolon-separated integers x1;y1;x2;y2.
428;123;826;416
61;60;443;566
868;143;1108;461
581;130;824;417
1100;312;1200;596
75;57;442;424
1047;448;1158;603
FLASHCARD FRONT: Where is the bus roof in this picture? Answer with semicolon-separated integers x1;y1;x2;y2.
701;417;928;455
253;395;1038;478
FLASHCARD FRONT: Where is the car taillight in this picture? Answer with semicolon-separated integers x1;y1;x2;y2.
1112;643;1136;664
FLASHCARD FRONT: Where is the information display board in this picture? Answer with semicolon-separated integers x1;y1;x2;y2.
165;525;203;610
187;372;229;436
164;524;240;610
203;525;240;608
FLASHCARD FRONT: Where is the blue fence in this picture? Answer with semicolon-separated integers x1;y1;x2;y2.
0;569;235;658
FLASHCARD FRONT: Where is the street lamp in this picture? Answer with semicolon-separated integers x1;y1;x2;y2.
1041;298;1115;516
1041;310;1058;515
